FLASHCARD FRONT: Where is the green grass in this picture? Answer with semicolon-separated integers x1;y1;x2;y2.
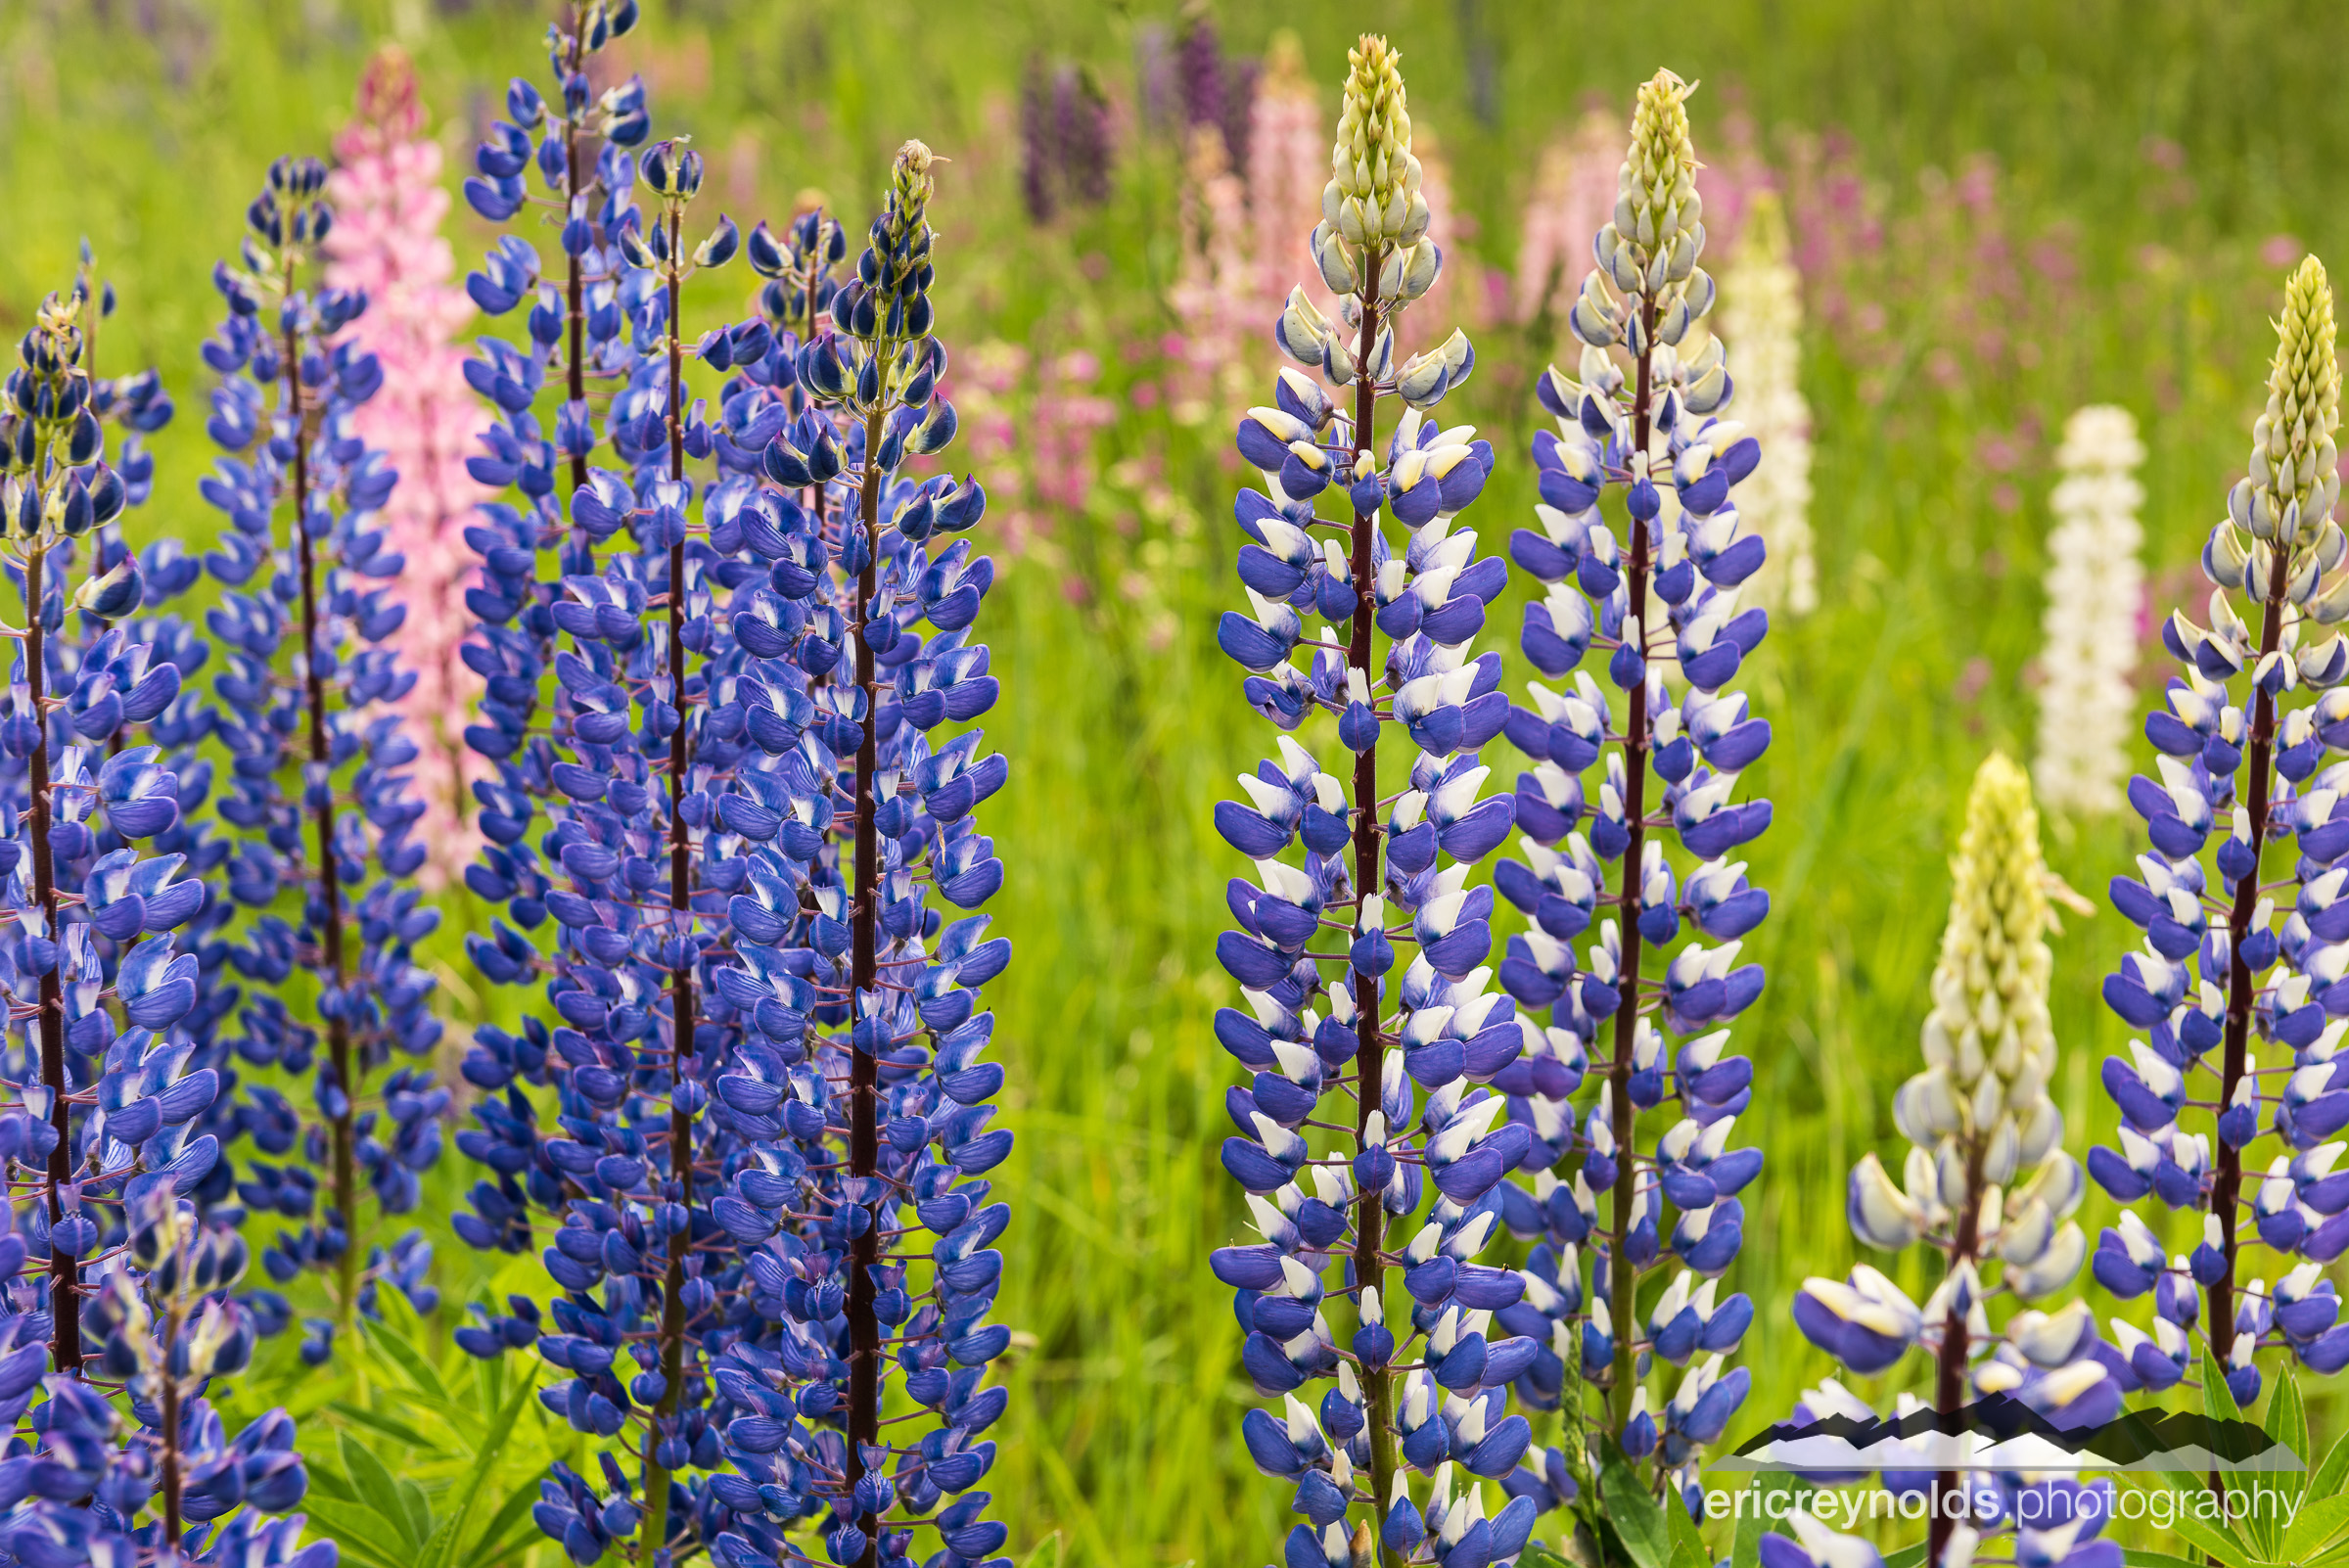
9;0;2349;1563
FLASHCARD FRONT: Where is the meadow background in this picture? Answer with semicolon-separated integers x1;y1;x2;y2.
0;0;2339;1561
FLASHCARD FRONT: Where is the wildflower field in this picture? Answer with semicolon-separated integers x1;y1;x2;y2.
3;1;2349;1566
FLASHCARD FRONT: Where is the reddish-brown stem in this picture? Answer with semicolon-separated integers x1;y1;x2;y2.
24;545;77;1378
562;18;590;512
846;392;887;1568
1927;1148;1986;1567
159;1304;185;1550
1606;297;1661;1437
641;217;696;1560
2207;540;2290;1496
1345;259;1400;1562
280;308;356;1334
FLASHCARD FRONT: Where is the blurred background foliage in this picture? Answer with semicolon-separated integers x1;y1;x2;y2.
2;0;2345;1561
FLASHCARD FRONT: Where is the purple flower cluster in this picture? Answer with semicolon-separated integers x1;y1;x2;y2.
198;156;445;1362
1479;70;1769;1527
446;13;1008;1566
2092;255;2349;1407
1211;32;1552;1568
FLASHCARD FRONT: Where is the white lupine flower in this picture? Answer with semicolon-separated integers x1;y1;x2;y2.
2034;404;2145;814
1716;192;1815;615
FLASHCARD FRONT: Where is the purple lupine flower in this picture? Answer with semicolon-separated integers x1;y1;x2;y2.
1490;69;1773;1523
0;1187;331;1563
1788;754;2107;1568
448;14;775;1554
1212;34;1535;1568
2094;255;2349;1440
198;156;445;1362
0;284;217;1386
699;138;1010;1568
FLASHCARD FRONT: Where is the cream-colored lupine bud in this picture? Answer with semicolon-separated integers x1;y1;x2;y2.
1326;34;1423;254
2250;256;2340;553
2036;405;2145;814
1621;69;1702;271
1920;753;2055;1127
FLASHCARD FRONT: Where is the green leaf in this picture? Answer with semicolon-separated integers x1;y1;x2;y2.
2205;1349;2245;1424
419;1357;540;1568
2313;1428;2349;1504
2284;1492;2349;1558
1517;1546;1572;1568
2267;1366;2310;1477
1021;1533;1066;1568
2120;1550;2208;1568
367;1321;454;1411
300;1497;414;1568
474;1473;544;1567
2116;1475;2257;1568
306;1462;358;1506
1880;1547;1928;1568
1666;1489;1708;1568
326;1399;436;1453
395;1475;434;1547
339;1430;422;1550
1730;1476;1797;1568
1598;1442;1669;1568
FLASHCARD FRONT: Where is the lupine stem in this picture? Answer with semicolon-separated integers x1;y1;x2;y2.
642;211;697;1564
561;16;590;512
159;1297;185;1550
280;304;358;1340
1926;1150;1985;1568
1606;297;1660;1438
23;542;76;1379
2208;543;2289;1486
846;396;888;1568
1345;258;1400;1563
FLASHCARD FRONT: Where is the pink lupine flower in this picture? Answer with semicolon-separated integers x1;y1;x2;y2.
1511;108;1618;327
1167;123;1253;423
322;46;488;891
1246;34;1331;325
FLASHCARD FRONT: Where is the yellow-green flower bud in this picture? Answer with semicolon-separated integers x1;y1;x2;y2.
1617;70;1702;275
885;138;938;255
1912;753;2058;1150
1322;34;1426;257
2247;255;2341;552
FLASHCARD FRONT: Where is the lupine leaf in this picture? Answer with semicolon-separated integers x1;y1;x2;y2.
327;1399;436;1453
1666;1489;1708;1568
339;1431;420;1550
2120;1550;2207;1568
396;1475;434;1545
2283;1493;2349;1558
1880;1546;1928;1568
418;1360;541;1568
475;1475;547;1567
299;1498;411;1568
368;1317;453;1408
2117;1475;2257;1568
1730;1475;1799;1568
1518;1546;1572;1568
1599;1441;1670;1568
2265;1367;2309;1487
2311;1427;2349;1506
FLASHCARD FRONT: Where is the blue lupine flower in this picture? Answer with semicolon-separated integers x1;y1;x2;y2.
448;18;1008;1564
1483;70;1769;1519
1211;34;1537;1564
198;156;443;1357
1790;755;2106;1568
2094;255;2349;1419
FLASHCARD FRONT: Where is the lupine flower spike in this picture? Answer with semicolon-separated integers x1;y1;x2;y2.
1492;68;1773;1527
1715;192;1815;617
1796;753;2110;1568
2034;406;2145;814
2096;256;2349;1461
0;1189;332;1565
324;46;493;887
680;134;1009;1568
200;156;444;1359
1212;34;1535;1568
0;283;218;1389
